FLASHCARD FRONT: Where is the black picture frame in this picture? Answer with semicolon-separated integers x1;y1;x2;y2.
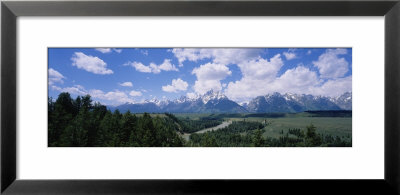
1;0;400;194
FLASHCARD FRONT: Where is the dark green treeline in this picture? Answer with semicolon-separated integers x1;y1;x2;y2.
48;92;185;147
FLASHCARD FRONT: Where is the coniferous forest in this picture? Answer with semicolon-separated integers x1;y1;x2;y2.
49;92;351;147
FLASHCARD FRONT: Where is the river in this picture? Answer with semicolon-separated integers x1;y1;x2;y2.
181;120;232;141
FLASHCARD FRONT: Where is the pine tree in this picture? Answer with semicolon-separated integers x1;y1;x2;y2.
98;111;113;146
140;113;155;146
121;111;137;146
305;124;322;147
253;128;265;147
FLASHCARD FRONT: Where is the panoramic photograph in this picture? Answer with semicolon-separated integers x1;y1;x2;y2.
48;48;352;147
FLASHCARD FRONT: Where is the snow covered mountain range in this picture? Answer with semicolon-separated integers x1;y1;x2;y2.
109;90;352;113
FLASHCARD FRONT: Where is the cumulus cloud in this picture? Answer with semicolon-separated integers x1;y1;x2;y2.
129;90;143;96
162;78;189;93
313;48;349;79
171;48;262;66
272;66;320;94
171;48;265;95
171;48;211;65
192;63;232;94
238;54;283;80
48;68;65;85
150;59;179;74
127;62;152;73
192;63;232;81
71;52;113;75
224;54;284;101
311;76;352;97
283;51;296;60
124;59;178;74
119;82;133;87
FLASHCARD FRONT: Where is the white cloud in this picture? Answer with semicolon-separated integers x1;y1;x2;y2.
211;49;261;65
225;78;265;102
51;84;134;105
192;63;232;80
171;48;210;65
119;82;133;87
48;68;65;85
51;85;87;96
313;48;349;79
307;50;312;55
192;63;232;94
127;62;152;73
95;48;112;53
71;52;113;75
283;51;297;60
272;66;320;94
129;90;143;97
311;76;352;97
238;54;283;80
193;80;223;95
162;78;189;93
150;59;179;74
63;87;87;95
171;48;261;66
170;48;264;95
95;48;123;53
224;54;284;101
124;59;178;74
90;89;134;104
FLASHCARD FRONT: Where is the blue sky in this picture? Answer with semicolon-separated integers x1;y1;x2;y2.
48;48;352;105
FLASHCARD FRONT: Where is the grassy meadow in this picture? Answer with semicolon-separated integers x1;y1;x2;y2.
175;111;352;143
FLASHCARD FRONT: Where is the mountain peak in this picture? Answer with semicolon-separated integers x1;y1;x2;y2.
201;90;227;104
144;98;162;106
331;91;352;110
265;92;283;98
174;95;190;103
204;89;215;95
